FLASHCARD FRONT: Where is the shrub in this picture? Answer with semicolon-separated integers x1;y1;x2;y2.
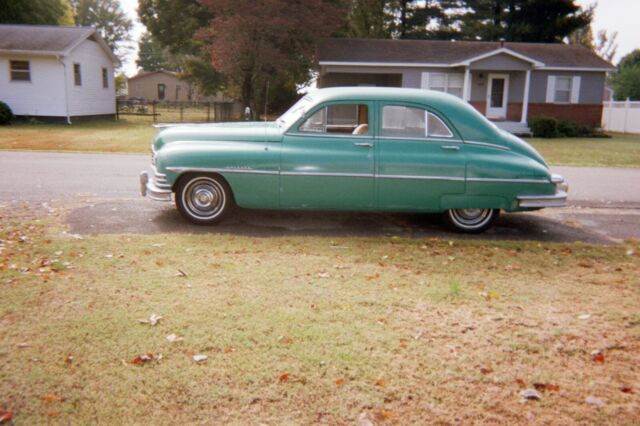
557;119;579;137
529;116;558;138
0;101;13;125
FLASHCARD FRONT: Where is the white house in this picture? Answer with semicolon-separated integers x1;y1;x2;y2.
0;24;118;123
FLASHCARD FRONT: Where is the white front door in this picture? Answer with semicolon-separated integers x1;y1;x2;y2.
486;73;509;119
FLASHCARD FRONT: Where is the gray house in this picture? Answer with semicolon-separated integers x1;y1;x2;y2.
317;39;614;132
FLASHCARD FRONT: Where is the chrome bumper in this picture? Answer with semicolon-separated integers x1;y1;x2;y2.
140;171;172;202
518;174;568;208
518;190;568;208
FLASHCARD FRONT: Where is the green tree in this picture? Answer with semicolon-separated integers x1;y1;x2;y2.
457;0;592;42
345;0;389;38
136;32;179;72
388;0;460;39
137;0;222;96
71;0;132;59
0;0;74;25
611;50;640;101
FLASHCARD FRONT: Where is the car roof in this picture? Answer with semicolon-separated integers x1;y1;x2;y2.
307;86;457;105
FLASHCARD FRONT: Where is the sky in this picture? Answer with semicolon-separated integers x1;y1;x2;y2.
118;0;639;77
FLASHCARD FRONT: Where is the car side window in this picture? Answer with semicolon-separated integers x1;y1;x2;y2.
381;105;453;138
299;104;369;135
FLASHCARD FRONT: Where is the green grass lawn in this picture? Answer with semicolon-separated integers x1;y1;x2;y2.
1;119;640;167
1;204;639;424
527;133;640;168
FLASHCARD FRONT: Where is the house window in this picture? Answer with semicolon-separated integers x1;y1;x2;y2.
102;67;108;88
299;104;369;134
381;106;453;138
554;76;572;103
10;60;31;81
73;63;82;86
425;73;464;98
157;84;166;100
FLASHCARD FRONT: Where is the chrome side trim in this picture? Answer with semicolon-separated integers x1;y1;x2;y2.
379;174;464;182
284;132;373;139
166;167;279;176
281;171;371;178
464;140;511;151
518;191;567;208
468;177;549;184
377;136;460;143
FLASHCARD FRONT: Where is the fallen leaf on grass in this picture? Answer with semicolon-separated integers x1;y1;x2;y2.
130;353;154;366
278;335;293;345
193;354;208;363
620;386;634;394
520;389;542;401
42;394;64;402
317;272;330;278
585;396;606;407
138;313;162;326
278;373;289;383
0;410;13;423
335;378;345;386
479;367;493;375
65;354;73;364
578;314;591;320
533;383;560;392
591;350;605;364
375;379;385;387
166;334;183;343
16;342;29;348
175;269;187;277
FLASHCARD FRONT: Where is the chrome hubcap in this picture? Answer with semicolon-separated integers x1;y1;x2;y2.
450;208;493;228
183;178;225;220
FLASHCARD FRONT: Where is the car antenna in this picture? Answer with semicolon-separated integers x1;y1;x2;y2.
264;80;269;122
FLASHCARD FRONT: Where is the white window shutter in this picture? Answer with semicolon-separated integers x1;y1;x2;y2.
421;72;430;89
571;76;581;104
546;76;556;103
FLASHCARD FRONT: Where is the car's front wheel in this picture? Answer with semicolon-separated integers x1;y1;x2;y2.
445;208;499;233
176;174;232;225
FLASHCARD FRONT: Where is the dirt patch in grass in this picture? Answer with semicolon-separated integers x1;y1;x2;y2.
1;204;639;424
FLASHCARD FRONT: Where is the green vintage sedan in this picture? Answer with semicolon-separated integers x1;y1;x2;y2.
140;87;567;233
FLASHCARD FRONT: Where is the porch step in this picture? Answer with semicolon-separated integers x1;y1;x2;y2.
493;121;532;137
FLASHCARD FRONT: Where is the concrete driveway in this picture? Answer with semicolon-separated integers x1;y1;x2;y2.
1;151;639;243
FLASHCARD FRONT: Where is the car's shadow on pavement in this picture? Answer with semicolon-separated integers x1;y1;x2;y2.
66;199;612;244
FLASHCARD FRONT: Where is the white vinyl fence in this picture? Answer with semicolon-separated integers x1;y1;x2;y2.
602;100;640;134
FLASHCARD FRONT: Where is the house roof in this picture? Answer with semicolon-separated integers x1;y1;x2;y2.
318;39;614;70
127;70;179;82
0;24;118;64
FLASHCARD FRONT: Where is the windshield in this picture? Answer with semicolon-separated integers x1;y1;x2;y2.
276;95;314;130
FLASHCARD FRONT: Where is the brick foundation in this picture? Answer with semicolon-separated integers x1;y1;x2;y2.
468;102;603;126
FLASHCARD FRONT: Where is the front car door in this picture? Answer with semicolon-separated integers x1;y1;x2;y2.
280;101;374;209
376;103;466;211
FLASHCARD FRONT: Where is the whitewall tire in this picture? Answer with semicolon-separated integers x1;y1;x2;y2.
175;174;232;225
445;208;499;233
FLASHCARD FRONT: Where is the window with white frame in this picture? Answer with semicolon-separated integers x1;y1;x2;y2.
10;60;31;81
554;76;572;103
423;73;464;98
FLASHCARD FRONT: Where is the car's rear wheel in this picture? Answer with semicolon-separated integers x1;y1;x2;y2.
176;174;232;225
445;208;499;233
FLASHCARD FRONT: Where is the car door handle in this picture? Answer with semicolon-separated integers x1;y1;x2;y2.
441;145;461;151
353;142;373;148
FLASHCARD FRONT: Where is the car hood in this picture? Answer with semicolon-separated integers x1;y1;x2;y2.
153;121;282;151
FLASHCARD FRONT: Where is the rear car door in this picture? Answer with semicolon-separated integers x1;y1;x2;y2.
376;103;466;211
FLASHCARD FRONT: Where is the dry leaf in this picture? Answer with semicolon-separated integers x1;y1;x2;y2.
139;313;162;326
16;342;29;348
130;353;154;365
578;314;591;320
375;378;385;387
0;410;13;423
335;378;345;385
520;389;542;400
278;373;289;383
166;334;183;343
42;394;64;402
193;354;208;363
533;383;559;392
480;367;493;375
591;350;605;364
317;272;330;278
585;396;605;407
175;269;187;277
620;386;634;394
65;354;74;364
